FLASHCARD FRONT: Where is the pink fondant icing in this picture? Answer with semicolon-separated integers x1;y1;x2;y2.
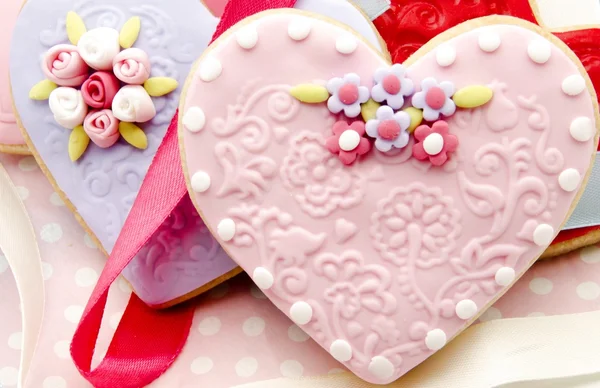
42;44;89;87
81;71;120;109
83;109;120;148
112;48;151;85
180;12;598;384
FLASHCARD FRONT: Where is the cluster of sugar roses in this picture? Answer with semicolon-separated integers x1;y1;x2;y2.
29;12;178;162
290;64;493;166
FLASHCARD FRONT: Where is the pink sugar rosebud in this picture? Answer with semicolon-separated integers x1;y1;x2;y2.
42;44;89;87
112;48;152;85
81;71;121;109
83;109;120;148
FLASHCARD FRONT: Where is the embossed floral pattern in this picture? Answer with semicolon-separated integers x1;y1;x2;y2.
327;73;370;118
371;64;415;109
412;77;456;121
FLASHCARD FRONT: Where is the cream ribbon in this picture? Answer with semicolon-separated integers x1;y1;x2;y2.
0;164;45;388
233;309;600;388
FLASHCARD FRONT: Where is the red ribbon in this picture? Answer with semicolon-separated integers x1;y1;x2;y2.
70;1;296;387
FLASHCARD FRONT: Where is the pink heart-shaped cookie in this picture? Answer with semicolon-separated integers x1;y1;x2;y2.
179;11;598;384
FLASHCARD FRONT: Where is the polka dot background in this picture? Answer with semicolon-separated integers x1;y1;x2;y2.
1;151;600;387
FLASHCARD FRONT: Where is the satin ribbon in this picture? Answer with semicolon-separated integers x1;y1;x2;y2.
350;0;391;20
233;310;600;388
563;152;600;230
69;1;297;387
0;164;45;388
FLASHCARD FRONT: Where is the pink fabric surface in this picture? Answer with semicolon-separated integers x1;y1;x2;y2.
0;152;599;387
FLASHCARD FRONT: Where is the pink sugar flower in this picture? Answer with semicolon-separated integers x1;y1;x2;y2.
325;121;371;165
412;120;458;166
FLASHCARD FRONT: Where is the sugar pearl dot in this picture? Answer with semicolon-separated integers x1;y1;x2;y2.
198;56;222;82
495;267;515;286
455;299;477;320
183;107;206;133
368;356;394;380
236;24;258;49
570;117;594;142
338;130;360;151
558;168;581;192
478;31;501;52
252;267;274;290
533;223;554;246
562;74;586;96
288;18;311;41
217;218;236;241
290;301;312;325
435;45;456;67
527;39;552;64
191;171;211;193
423;133;444;155
425;328;446;350
336;34;357;54
329;339;352;362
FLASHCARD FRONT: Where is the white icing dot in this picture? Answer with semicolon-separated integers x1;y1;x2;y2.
529;277;554;295
533;224;555;246
527;39;552;64
217;218;236;241
235;24;258;49
478;31;501;52
576;281;600;300
338;130;361;151
479;306;503;321
335;34;357;55
289;301;312;325
64;305;84;323
329;339;352;362
242;316;266;337
191;356;214;375
198;56;222;82
42;261;54;280
423;133;444;155
495;266;516;286
581;246;600;263
191;171;211;193
570;117;595;142
288;18;311;41
368;356;394;380
16;186;29;200
53;340;70;359
280;360;304;378
235;357;259;377
455;299;477;320
425;328;447;350
0;367;18;386
8;332;22;350
562;74;586;96
40;223;63;243
43;376;67;388
435;44;456;67
198;316;222;336
75;267;98;287
183;107;206;133
288;324;310;342
252;267;274;290
50;192;65;206
558;168;581;192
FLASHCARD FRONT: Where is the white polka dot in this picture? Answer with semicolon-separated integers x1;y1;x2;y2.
330;339;352;362
75;267;98;287
252;267;274;290
576;281;600;300
242;317;265;337
198;316;221;336
64;305;84;323
40;223;63;243
558;168;581;192
183;107;206;133
290;301;312;325
527;39;552;64
0;255;7;274
18;156;38;171
8;332;22;350
83;233;97;249
581;246;600;263
338;130;360;151
235;357;258;377
43;376;67;388
288;18;311;41
478;31;501;52
570;117;594;142
191;171;211;193
335;34;357;55
236;24;258;49
209;283;229;298
190;356;214;375
529;277;554;295
0;367;18;386
117;277;133;293
53;340;70;359
198;56;222;82
217;218;236;241
533;224;554;246
455;299;477;320
435;44;456;67
280;360;304;378
16;186;29;200
42;261;54;280
250;285;267;299
527;312;546;317
479;306;503;322
425;328;446;350
288;324;309;342
423;133;444;155
50;192;65;206
109;312;122;329
562;74;586;96
368;356;394;380
495;266;515;286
